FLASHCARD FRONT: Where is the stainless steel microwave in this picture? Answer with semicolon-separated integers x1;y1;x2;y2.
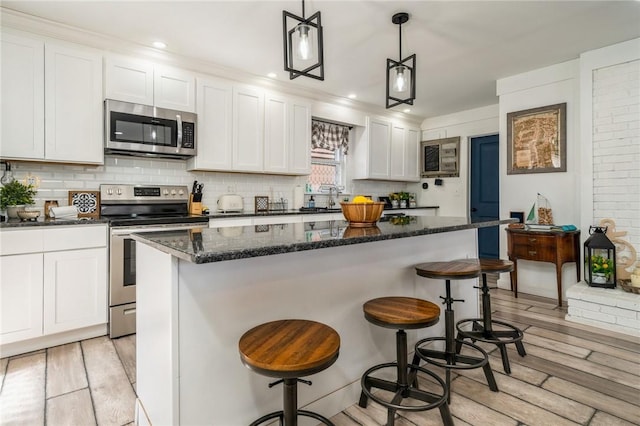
104;99;196;159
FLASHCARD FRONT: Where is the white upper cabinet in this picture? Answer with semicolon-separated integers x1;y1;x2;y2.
104;56;154;105
0;32;45;160
104;56;195;112
44;41;103;163
187;77;233;171
154;66;196;112
288;98;311;175
1;32;103;164
264;92;289;173
353;116;420;182
232;85;264;172
368;117;392;179
404;127;420;181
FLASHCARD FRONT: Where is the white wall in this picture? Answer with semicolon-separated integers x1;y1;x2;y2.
412;104;499;216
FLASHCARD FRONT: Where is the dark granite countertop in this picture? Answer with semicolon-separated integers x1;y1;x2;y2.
0;217;110;229
208;205;439;219
132;216;515;264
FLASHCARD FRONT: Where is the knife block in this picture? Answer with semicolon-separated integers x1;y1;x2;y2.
189;194;203;215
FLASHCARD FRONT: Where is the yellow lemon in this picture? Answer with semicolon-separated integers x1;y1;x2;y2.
352;195;369;204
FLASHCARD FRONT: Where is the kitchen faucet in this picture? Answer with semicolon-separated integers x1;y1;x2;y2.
322;185;341;209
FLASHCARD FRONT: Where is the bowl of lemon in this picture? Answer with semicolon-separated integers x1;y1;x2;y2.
340;196;385;227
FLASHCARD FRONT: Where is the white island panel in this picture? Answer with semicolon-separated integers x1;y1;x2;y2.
136;229;479;425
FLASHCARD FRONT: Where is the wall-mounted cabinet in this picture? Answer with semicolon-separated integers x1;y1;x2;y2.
420;136;460;178
188;79;311;175
1;31;103;164
353;116;420;182
104;55;196;112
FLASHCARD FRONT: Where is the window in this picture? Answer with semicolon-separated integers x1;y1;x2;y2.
308;120;349;190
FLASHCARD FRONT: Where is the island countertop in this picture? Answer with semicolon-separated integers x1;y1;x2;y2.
132;216;515;264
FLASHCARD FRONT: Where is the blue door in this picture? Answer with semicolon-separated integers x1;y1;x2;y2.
471;134;499;258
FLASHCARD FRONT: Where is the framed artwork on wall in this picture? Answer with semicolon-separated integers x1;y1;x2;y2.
507;103;567;174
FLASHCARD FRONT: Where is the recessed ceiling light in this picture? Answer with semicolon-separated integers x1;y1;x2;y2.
347;93;357;99
152;41;167;49
403;108;411;113
267;72;277;78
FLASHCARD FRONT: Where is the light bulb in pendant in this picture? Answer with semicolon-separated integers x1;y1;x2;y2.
295;23;312;60
393;65;407;93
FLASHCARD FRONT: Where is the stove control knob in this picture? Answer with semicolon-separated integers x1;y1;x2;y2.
178;189;184;196
163;189;169;196
171;189;177;196
107;188;113;195
117;188;122;195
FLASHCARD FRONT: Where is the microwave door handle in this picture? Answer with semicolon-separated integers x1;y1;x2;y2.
176;114;183;146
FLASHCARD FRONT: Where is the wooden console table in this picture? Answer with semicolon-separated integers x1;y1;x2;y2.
505;228;581;307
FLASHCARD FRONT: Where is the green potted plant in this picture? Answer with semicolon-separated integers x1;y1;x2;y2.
0;180;37;218
397;191;410;208
389;192;400;208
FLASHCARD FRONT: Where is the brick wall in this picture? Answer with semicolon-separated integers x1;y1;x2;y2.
592;59;640;252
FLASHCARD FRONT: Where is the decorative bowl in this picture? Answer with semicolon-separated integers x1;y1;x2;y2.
17;209;41;221
340;202;385;227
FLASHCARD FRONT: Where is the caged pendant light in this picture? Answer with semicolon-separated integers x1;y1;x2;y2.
386;12;416;108
283;0;324;80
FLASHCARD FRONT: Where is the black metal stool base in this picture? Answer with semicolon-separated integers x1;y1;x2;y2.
456;318;526;374
413;336;499;403
249;377;335;426
359;362;452;426
249;409;334;426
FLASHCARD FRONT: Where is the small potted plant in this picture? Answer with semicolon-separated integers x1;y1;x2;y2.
397;192;410;208
0;180;37;218
389;193;400;208
590;255;614;284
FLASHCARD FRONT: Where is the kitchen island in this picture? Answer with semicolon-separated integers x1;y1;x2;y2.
132;216;514;425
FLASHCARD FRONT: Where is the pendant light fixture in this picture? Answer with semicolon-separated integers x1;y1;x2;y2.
283;0;324;80
386;12;416;108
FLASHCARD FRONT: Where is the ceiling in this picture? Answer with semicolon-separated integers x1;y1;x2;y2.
3;1;639;119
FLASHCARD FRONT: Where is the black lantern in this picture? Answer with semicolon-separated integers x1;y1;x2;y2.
584;226;617;288
283;0;324;81
386;12;416;109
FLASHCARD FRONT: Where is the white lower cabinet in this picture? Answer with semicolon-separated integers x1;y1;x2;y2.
43;247;107;335
0;225;108;354
0;253;44;344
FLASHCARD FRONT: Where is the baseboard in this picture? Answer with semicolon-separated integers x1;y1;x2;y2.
0;324;107;358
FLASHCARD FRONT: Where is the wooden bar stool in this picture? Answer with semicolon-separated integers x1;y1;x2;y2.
455;258;526;374
358;297;453;426
412;260;499;403
239;319;340;426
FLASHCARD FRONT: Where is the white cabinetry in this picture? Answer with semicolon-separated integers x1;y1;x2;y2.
232;85;265;172
264;93;289;173
1;32;45;159
45;42;103;163
353;116;419;182
0;225;108;356
187;77;233;170
0;253;43;344
1;31;103;164
188;78;310;175
104;55;195;112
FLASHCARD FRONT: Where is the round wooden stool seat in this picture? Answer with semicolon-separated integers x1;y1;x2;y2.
358;296;452;426
479;258;514;274
239;319;340;379
363;297;440;330
415;259;481;280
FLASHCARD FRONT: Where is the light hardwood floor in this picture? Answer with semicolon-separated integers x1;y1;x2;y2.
1;287;639;425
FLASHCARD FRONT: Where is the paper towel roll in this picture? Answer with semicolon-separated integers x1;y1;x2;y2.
293;186;304;210
49;205;78;219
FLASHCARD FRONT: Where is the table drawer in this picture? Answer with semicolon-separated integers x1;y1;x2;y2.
510;234;556;261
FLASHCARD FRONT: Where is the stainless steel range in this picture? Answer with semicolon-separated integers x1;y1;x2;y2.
101;184;209;338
